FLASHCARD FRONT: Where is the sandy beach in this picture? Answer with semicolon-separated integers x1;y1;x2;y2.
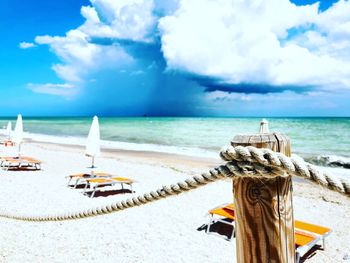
0;140;349;263
2;0;350;261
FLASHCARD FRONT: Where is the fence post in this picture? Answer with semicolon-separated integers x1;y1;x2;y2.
231;119;295;263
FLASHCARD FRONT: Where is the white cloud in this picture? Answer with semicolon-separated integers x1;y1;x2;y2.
81;5;100;24
206;90;252;102
34;29;133;84
35;30;102;67
79;0;156;42
29;0;154;96
19;42;36;49
159;0;350;90
27;83;76;97
28;0;350;98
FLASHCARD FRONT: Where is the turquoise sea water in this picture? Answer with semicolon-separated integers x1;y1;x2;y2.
0;117;349;160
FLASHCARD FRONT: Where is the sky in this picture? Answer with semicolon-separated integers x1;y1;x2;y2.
0;0;349;117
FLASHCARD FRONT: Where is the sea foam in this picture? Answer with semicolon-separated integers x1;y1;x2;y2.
0;129;218;159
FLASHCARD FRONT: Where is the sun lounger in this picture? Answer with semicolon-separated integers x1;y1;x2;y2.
207;203;235;240
207;203;331;263
66;172;112;188
294;220;331;249
0;156;41;170
0;140;15;146
294;229;323;262
84;176;134;198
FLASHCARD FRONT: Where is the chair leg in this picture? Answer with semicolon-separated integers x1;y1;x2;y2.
74;178;80;189
206;215;213;234
83;182;89;191
90;186;97;198
231;225;235;240
323;238;326;250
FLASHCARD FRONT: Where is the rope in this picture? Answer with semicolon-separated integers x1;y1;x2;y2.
220;146;350;195
0;146;349;222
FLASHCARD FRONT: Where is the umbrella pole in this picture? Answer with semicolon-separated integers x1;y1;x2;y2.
18;143;21;158
91;156;95;169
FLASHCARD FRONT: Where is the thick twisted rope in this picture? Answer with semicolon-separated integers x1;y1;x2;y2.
220;146;350;195
0;146;348;222
0;161;276;222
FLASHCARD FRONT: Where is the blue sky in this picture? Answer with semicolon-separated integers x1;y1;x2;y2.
0;0;349;117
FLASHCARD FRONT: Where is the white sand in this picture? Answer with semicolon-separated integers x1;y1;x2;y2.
0;141;349;262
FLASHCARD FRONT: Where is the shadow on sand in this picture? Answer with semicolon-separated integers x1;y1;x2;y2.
197;219;234;241
85;189;133;198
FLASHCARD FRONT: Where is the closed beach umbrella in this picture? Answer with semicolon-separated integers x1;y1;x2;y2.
12;114;23;156
85;116;100;168
6;121;12;139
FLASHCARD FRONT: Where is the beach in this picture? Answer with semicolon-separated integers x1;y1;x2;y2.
0;140;349;263
3;0;350;261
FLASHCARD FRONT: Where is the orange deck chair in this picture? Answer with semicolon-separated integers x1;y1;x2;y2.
66;172;112;188
84;177;134;198
0;156;41;170
207;203;331;263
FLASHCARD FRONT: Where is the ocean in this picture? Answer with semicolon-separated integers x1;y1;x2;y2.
1;117;349;170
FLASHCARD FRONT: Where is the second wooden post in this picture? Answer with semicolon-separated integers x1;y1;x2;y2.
231;119;295;263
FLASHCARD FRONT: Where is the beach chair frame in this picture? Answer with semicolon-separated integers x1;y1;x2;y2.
66;172;112;188
0;157;41;171
207;204;235;241
295;231;322;263
84;178;134;198
294;220;332;251
207;203;331;263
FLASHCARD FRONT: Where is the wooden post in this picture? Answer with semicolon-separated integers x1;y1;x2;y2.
231;119;295;263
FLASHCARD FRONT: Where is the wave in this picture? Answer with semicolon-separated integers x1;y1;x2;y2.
0;129;219;159
1;128;349;166
304;155;350;169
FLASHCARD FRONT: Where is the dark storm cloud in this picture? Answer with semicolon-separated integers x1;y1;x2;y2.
195;77;314;94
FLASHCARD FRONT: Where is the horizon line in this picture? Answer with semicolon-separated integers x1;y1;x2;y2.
0;115;349;118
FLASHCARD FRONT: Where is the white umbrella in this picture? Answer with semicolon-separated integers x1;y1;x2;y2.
85;116;100;168
6;121;12;140
12;114;23;156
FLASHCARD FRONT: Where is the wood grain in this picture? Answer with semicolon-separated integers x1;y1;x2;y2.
233;175;295;263
231;130;294;262
231;133;291;157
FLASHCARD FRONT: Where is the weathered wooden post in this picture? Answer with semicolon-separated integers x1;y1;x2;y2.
232;119;294;263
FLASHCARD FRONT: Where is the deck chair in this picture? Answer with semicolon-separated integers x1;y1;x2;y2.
207;203;331;263
66;172;111;188
294;220;331;262
294;220;331;249
295;230;323;262
0;140;15;147
0;156;41;170
207;203;235;240
84;177;134;198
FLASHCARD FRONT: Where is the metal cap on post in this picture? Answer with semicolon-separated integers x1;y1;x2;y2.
231;119;295;263
259;118;269;134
